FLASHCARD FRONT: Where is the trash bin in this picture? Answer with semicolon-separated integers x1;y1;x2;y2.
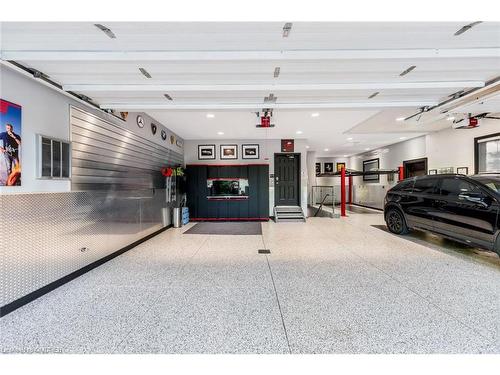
173;207;182;228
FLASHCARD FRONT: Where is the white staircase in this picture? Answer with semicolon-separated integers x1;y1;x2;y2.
274;206;306;222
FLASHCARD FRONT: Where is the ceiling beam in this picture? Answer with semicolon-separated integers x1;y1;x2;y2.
2;48;500;61
99;101;438;110
64;81;485;92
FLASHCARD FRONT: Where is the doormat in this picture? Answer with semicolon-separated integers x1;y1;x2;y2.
183;222;262;235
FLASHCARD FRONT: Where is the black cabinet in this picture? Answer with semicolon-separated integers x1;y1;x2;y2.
186;164;269;220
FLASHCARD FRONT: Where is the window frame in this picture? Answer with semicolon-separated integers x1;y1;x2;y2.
36;134;72;180
474;132;500;174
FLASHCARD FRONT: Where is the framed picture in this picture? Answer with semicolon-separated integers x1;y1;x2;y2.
0;99;22;186
324;162;334;173
336;162;346;172
457;167;469;175
281;139;294;152
363;158;380;182
438;167;454;174
315;163;321;176
242;144;259;159
220;144;238;160
428;169;437;175
198;144;216;160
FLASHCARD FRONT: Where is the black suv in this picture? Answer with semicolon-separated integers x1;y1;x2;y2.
384;174;500;256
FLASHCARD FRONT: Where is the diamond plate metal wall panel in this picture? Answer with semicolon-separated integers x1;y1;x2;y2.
0;189;167;307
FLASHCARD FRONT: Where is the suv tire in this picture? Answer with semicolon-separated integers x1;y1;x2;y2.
385;208;410;235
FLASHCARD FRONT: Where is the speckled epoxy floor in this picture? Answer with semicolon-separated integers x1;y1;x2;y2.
1;212;499;354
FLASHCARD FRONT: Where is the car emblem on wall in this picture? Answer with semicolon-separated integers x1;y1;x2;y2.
136;115;144;128
151;123;157;135
161;130;167;140
170;135;175;144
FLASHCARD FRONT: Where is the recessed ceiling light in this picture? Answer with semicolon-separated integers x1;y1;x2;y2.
206;113;215;118
296;130;303;135
343;155;348;157
365;148;370;151
217;131;224;135
399;65;416;77
324;148;329;152
399;137;407;140
447;116;455;121
347;137;353;141
311;113;320;117
139;67;152;79
305;145;310;149
396;117;406;122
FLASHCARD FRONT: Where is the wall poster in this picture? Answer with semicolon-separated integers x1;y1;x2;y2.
0;99;22;186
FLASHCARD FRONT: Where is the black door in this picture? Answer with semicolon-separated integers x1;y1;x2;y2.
275;153;300;206
433;177;499;249
404;176;440;230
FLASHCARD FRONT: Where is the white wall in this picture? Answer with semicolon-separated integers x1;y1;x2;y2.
184;139;309;216
0;66;183;194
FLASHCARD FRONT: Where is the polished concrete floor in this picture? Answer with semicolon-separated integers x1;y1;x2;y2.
1;212;499;354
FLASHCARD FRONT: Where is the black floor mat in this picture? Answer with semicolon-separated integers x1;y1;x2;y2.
183;222;262;235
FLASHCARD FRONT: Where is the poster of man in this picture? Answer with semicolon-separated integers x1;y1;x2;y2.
0;99;22;186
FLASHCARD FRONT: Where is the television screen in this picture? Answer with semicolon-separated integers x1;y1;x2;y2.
207;178;249;197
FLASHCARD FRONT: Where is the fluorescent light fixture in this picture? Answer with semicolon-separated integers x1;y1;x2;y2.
164;94;173;101
447;116;455;121
454;21;482;36
324;148;329;152
311;113;320;117
283;23;293;37
296;130;303;135
217;131;224;135
396;117;406;122
139;67;152;79
94;24;116;39
206;113;215;118
399;65;416;76
274;67;280;78
368;91;379;99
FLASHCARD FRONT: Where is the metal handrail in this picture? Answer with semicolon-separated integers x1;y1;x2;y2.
314;194;330;217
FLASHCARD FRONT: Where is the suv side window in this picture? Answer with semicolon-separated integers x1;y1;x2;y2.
412;178;439;194
392;179;414;192
440;177;480;197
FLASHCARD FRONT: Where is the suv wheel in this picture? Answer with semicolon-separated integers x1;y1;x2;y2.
385;208;409;235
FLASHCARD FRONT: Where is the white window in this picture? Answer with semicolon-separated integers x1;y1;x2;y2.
37;135;71;179
476;135;500;173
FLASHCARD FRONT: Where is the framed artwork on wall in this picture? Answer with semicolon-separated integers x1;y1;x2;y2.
336;162;346;172
242;144;259;159
315;163;321;176
457;167;469;175
363;158;380;182
0;99;22;186
198;144;216;160
220;144;238;160
428;169;437;175
324;162;334;173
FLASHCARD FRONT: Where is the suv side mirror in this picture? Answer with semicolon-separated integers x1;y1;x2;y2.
458;192;490;207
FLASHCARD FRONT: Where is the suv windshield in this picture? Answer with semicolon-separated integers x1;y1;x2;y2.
470;175;500;194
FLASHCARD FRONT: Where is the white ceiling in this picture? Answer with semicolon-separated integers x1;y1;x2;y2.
1;21;499;156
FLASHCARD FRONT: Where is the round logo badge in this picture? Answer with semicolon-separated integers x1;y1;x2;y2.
151;123;157;135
